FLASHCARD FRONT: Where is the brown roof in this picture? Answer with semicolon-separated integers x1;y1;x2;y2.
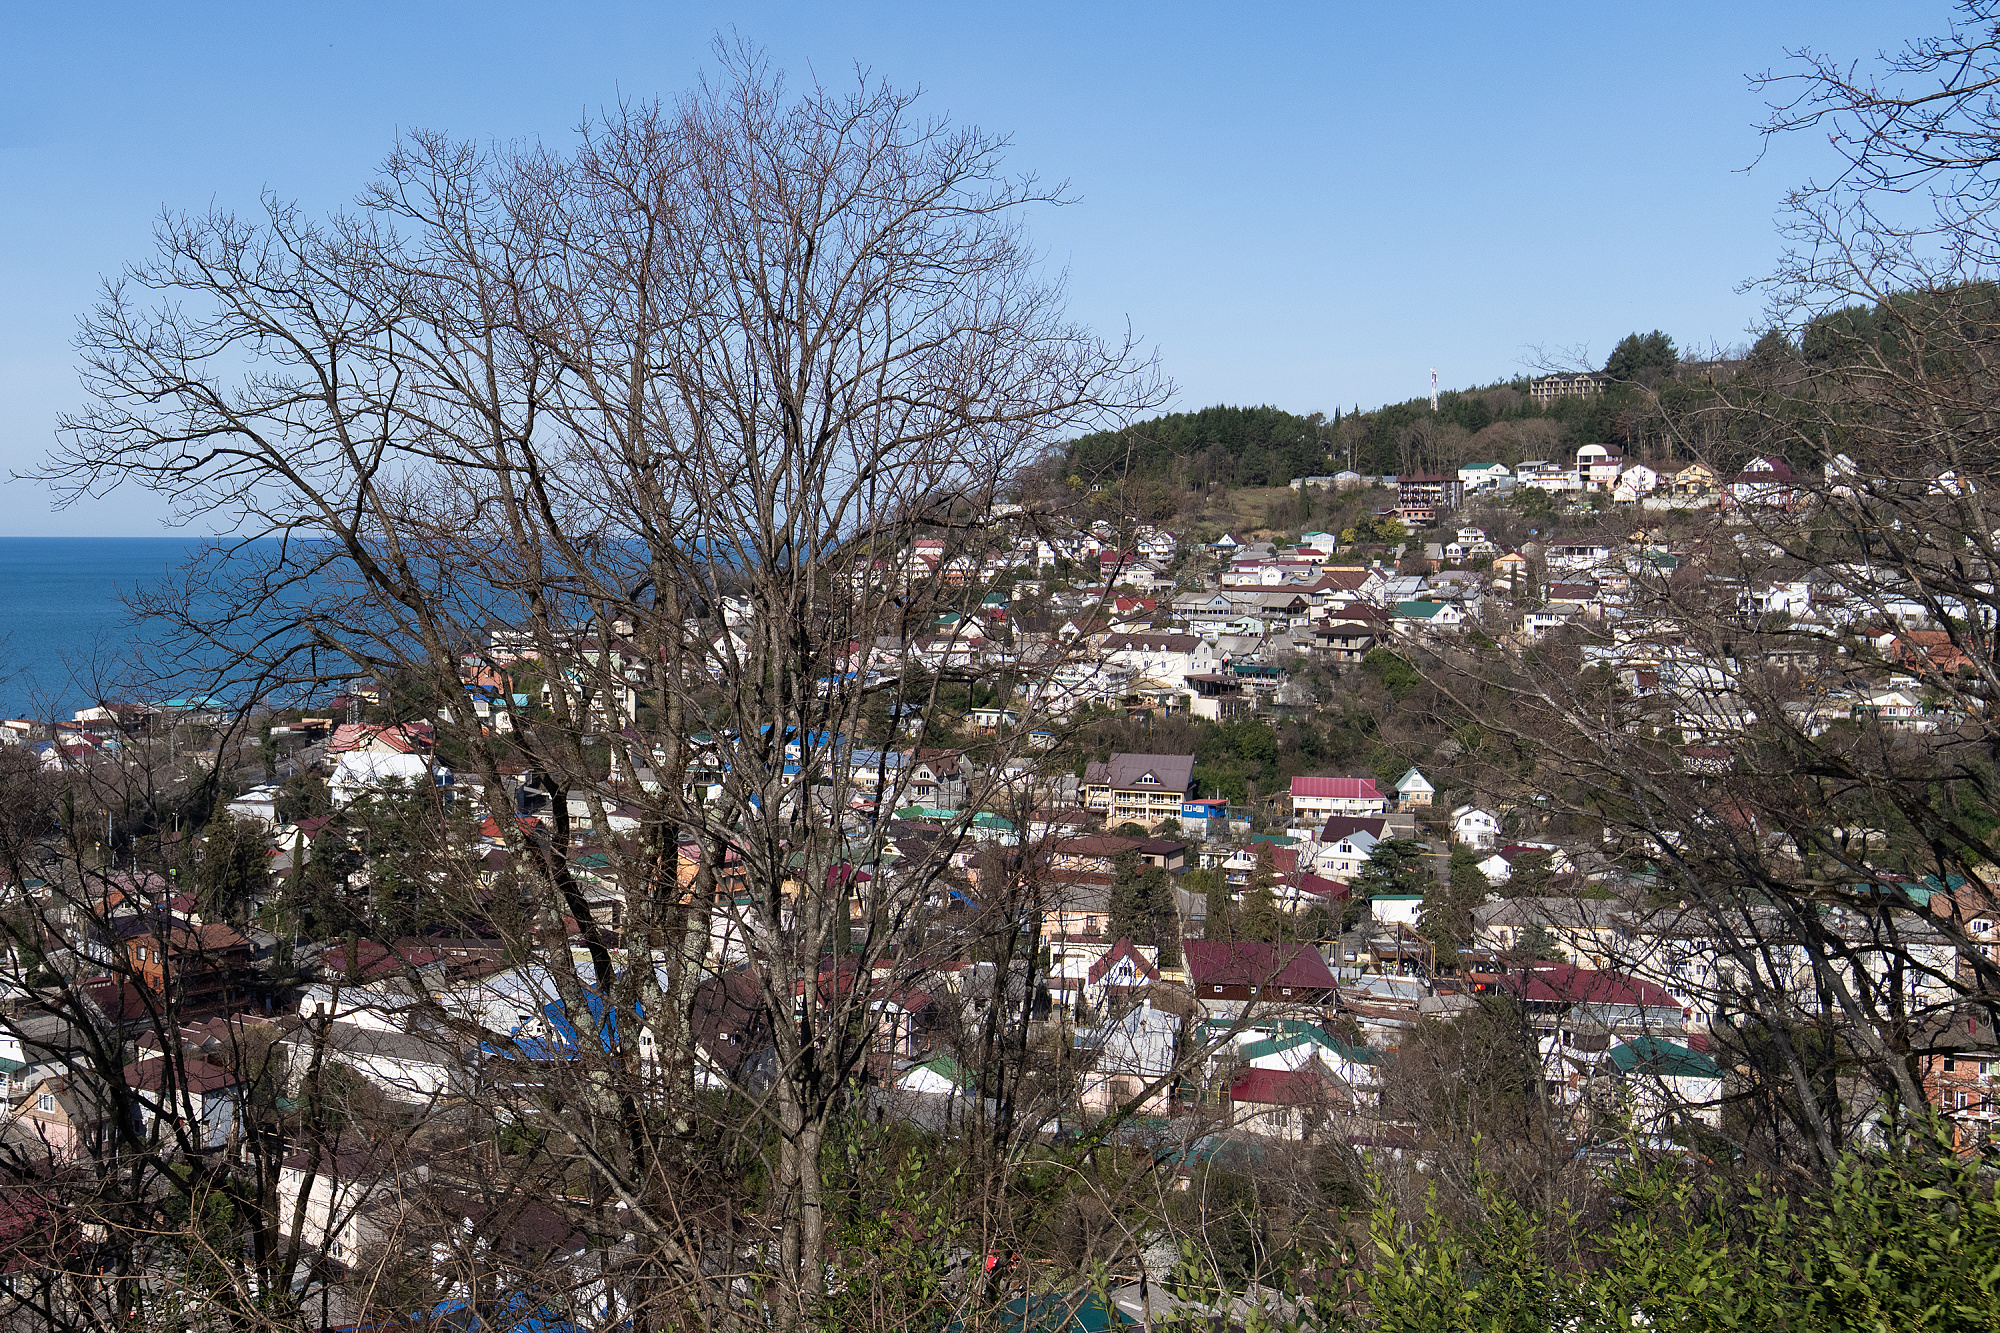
1183;941;1337;990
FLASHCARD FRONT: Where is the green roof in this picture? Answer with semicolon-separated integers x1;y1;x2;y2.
1393;600;1448;619
907;1052;976;1090
1610;1037;1721;1080
972;812;1016;831
1239;1022;1377;1066
0;1057;25;1076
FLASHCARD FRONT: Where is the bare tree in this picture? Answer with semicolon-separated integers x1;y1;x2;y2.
26;46;1169;1329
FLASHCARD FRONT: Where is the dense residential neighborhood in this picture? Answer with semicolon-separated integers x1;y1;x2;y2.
0;415;1996;1326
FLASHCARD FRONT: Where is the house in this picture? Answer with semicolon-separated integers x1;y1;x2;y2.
1224;1066;1349;1141
1310;619;1385;662
124;1055;240;1150
1305;816;1384;879
1656;460;1718;495
1228;1020;1379;1102
1183;941;1337;1009
1612;461;1660;501
281;1022;471;1107
1100;632;1215;691
120;919;255;1010
1723;455;1799;510
1458;462;1512;492
331;749;448;807
276;1145;431;1270
1082;754;1196;828
1394;767;1434;808
1391;600;1464;636
1473;896;1626;968
1576;443;1625;492
905;750;967;810
1079;1000;1180;1116
1545;583;1603;618
1450;804;1501;849
1290;776;1386;821
1607;1036;1723;1130
1172;591;1241;629
1085;937;1162;1012
6;1076;110;1161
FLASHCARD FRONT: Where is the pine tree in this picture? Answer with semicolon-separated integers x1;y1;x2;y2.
1351;837;1431;901
1188;868;1234;942
197;814;271;927
1239;841;1283;943
1107;849;1148;945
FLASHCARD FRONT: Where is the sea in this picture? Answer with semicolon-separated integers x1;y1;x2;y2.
0;537;230;722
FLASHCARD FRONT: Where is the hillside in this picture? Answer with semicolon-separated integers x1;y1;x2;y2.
1059;329;1762;498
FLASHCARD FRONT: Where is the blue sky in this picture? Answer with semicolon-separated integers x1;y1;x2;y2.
0;1;1949;534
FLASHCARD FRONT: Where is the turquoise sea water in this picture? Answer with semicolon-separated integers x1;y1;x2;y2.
0;537;219;721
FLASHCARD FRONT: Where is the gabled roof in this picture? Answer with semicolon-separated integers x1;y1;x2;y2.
1315;815;1386;844
1240;1022;1376;1065
1087;937;1162;987
1489;963;1677;1010
1394;767;1433;794
1290;776;1381;801
1226;1066;1342;1106
1610;1036;1721;1080
1183;941;1337;990
1084;753;1196;793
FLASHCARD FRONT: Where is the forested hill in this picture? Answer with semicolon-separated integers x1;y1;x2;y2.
1059;329;1729;488
1061;385;1634;490
1062;405;1332;491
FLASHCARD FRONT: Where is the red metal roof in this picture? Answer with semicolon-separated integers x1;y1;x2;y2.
1290;776;1381;800
1184;941;1337;990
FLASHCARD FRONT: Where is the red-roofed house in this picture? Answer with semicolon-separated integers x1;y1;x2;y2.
327;722;435;756
1289;776;1386;820
1184;941;1336;1006
1226;1066;1348;1140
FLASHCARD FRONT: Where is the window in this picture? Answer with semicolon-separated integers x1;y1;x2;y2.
1946;1057;1959;1073
1973;919;1994;933
36;1093;53;1114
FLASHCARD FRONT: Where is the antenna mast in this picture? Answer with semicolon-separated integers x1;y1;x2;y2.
1430;368;1439;413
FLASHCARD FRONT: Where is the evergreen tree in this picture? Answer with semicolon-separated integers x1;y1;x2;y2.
1351;837;1431;901
1239;841;1283;943
1418;845;1491;964
1603;329;1678;383
1188;867;1234;942
196;814;271;927
1108;849;1148;944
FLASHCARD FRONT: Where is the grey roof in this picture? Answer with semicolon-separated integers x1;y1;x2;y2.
1084;753;1196;794
283;1021;468;1068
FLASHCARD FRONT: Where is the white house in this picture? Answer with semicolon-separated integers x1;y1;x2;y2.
1394;767;1434;808
1458;462;1512;492
1310;826;1381;879
1080;1001;1180;1117
1290;776;1386;821
1451;804;1501;849
330;750;448;808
